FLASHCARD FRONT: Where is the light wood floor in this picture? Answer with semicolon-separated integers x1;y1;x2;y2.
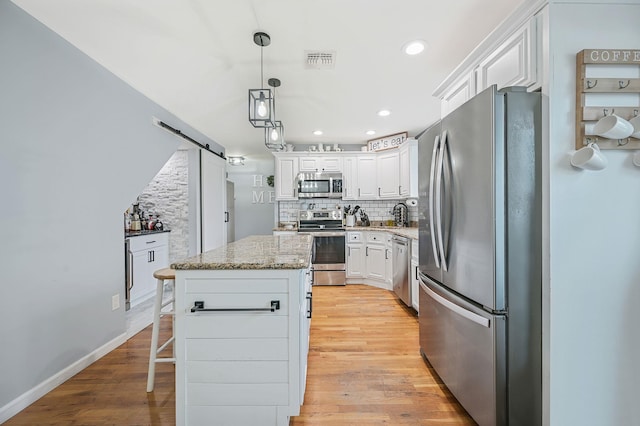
6;284;475;425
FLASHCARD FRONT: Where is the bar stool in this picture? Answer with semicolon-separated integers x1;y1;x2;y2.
146;267;176;392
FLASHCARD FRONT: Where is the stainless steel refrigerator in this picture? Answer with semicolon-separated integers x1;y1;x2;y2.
418;85;542;426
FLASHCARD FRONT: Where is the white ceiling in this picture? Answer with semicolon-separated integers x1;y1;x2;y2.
12;0;524;160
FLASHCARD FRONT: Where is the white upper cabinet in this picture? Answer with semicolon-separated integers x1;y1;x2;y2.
435;3;546;113
342;156;358;200
356;155;378;199
476;16;537;92
441;73;474;117
399;139;418;199
274;154;299;201
377;150;400;199
299;156;342;173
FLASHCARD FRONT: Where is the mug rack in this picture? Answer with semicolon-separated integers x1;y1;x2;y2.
575;49;640;150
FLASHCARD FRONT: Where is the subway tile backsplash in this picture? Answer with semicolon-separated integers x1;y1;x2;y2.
278;199;418;225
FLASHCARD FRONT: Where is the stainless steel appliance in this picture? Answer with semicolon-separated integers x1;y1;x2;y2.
296;172;343;198
298;209;345;285
418;85;542;426
391;235;410;306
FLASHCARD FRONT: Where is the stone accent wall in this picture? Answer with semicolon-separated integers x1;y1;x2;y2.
137;150;189;262
278;199;418;226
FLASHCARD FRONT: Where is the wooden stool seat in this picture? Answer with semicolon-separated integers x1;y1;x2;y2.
147;268;176;392
153;267;175;281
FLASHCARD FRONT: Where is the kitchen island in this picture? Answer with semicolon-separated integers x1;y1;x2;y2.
171;234;313;426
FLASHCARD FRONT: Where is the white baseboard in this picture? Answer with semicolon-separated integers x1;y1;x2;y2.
0;332;128;424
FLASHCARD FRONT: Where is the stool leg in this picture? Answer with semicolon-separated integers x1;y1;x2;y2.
170;279;176;361
146;278;164;392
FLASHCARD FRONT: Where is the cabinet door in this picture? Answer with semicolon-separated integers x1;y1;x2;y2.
378;151;400;199
346;243;365;278
411;258;420;312
320;156;342;172
365;243;386;280
476;17;536;91
275;155;299;200
298;157;319;172
441;73;474;117
130;249;152;307
342;156;357;200
385;236;392;285
399;140;418;198
356;155;377;199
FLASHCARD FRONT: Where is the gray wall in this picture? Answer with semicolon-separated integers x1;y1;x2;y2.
226;158;276;240
0;2;223;415
547;2;640;425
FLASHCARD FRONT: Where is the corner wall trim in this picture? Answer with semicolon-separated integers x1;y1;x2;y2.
0;332;128;423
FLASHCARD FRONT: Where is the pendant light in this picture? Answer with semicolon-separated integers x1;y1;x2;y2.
248;32;275;128
264;78;285;150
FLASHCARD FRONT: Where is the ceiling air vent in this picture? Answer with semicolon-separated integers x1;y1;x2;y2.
305;51;336;69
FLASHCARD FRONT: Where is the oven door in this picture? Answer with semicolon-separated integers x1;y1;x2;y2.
310;232;346;285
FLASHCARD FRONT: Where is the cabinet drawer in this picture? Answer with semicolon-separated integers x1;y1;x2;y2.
186;338;289;361
185;315;288;339
185;293;289;316
187;406;277;426
128;232;168;252
187;383;289;406
366;232;385;243
186;360;288;383
347;232;362;242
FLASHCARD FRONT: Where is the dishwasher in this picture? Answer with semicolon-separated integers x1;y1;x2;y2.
392;235;411;307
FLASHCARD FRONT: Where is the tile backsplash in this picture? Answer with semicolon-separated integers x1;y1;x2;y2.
278;199;418;225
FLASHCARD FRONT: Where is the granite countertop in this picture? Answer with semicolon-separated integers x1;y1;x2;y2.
171;234;313;270
345;226;418;240
125;229;171;238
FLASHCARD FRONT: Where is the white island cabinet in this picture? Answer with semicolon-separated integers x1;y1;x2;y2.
172;235;313;426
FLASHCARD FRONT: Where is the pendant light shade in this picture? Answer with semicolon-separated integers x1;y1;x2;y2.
248;32;275;128
265;120;285;150
249;88;274;127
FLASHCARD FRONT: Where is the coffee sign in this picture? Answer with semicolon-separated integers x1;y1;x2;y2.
583;49;640;64
367;132;407;152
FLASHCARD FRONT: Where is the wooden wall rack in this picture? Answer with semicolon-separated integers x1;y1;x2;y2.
575;49;640;150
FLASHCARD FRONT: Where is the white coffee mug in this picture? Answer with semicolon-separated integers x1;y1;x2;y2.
593;114;634;140
629;115;640;139
571;142;607;171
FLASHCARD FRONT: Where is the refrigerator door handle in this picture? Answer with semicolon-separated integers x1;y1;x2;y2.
428;134;441;269
435;130;448;271
420;277;489;328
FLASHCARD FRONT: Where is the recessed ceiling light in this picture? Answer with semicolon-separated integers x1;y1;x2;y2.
377;110;391;117
366;130;376;136
313;130;323;136
403;40;427;55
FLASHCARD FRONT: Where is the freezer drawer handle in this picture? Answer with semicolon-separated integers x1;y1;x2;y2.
190;300;280;313
421;281;489;328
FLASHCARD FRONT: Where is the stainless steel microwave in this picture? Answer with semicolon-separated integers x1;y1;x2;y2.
296;172;343;198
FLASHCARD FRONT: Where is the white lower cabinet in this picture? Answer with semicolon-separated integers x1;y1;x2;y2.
411;239;419;312
365;232;386;281
346;232;365;278
175;268;310;426
128;232;169;307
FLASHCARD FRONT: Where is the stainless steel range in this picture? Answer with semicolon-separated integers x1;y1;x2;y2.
298;209;345;286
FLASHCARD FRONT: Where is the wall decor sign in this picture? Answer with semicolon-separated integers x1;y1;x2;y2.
367;132;407;152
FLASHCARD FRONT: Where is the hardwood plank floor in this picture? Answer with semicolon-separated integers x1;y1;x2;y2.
6;284;475;425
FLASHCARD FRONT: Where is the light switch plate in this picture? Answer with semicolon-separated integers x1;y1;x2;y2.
112;294;120;311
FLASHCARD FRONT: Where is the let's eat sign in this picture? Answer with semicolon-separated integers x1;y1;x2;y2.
367;132;407;152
